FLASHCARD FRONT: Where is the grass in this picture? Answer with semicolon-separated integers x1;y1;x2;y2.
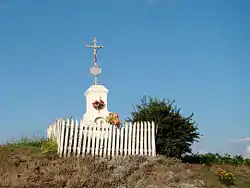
2;137;58;154
5;137;47;148
0;137;250;188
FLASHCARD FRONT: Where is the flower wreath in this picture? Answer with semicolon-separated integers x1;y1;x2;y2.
92;99;105;110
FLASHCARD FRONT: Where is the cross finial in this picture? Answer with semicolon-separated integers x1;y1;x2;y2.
86;36;104;67
86;37;104;85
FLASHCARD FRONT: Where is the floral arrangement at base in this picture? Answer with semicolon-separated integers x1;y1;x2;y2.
106;112;121;127
216;168;235;186
92;99;105;110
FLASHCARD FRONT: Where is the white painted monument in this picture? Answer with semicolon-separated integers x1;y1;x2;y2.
82;37;110;127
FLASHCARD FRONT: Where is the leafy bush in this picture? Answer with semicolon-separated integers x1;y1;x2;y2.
128;96;200;158
245;158;250;165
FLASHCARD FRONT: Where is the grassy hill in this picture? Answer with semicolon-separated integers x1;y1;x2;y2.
1;138;250;188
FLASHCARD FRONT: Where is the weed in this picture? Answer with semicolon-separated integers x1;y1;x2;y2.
216;168;235;186
41;139;58;153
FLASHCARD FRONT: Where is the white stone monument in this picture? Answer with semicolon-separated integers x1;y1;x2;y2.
82;37;110;127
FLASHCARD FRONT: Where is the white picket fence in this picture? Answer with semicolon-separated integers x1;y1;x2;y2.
47;118;156;158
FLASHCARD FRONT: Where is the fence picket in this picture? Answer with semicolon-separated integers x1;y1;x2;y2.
132;122;136;155
68;119;74;157
103;127;108;157
120;125;124;155
73;120;78;155
147;121;151;156
111;126;116;158
59;120;65;157
116;126;120;155
107;126;112;157
124;123;128;156
56;120;61;154
144;122;147;156
77;120;84;157
63;119;70;157
136;122;139;155
128;122;132;155
91;125;96;156
95;124;100;156
140;122;143;156
57;120;60;147
82;122;87;156
86;126;92;154
152;121;156;157
99;125;104;157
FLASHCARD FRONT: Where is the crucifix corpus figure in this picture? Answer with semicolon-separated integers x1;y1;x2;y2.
86;37;104;85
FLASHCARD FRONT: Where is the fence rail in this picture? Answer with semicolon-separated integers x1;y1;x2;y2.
47;119;156;158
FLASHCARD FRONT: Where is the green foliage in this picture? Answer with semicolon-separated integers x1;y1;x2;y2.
128;96;201;158
182;153;250;166
5;137;46;148
5;137;57;154
41;139;58;153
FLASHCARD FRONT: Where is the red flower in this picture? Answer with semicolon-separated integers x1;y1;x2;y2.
92;99;105;110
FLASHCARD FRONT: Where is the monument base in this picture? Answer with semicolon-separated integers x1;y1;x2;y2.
82;84;110;127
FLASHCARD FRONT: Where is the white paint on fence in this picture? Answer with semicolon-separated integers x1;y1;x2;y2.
132;122;136;155
144;122;147;155
136;122;139;155
128;123;132;155
77;120;83;157
124;124;128;155
73;120;78;155
152;121;156;157
63;119;69;157
47;119;157;158
82;121;87;156
140;122;143;155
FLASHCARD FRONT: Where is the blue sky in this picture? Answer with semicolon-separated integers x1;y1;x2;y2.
0;0;250;156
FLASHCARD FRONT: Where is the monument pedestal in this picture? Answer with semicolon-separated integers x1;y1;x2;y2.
82;84;110;127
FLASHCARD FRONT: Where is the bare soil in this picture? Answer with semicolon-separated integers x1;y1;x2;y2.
1;146;250;188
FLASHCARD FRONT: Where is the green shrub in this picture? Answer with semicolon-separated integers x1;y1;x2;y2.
41;139;58;153
128;96;200;158
182;153;250;166
200;153;218;166
244;158;250;165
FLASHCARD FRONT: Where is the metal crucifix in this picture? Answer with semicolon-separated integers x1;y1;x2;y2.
86;37;104;85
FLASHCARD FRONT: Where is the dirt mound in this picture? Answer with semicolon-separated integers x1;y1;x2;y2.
0;146;250;188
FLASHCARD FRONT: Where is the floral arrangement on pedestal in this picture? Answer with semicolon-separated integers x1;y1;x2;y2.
92;99;105;110
106;112;121;127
